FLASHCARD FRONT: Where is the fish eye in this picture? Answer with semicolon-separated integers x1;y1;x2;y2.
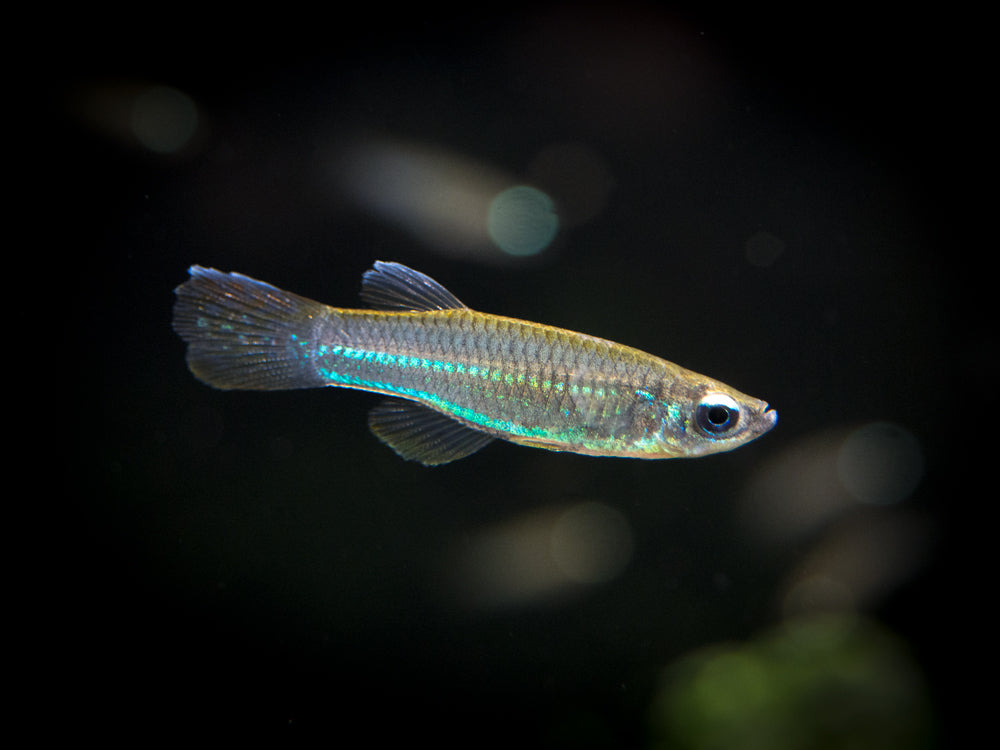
696;393;740;436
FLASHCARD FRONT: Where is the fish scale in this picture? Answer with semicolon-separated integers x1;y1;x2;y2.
311;310;624;432
173;261;776;465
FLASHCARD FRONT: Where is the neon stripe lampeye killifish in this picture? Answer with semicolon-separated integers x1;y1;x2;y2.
172;261;777;465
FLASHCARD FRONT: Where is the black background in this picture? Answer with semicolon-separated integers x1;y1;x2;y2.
33;4;965;745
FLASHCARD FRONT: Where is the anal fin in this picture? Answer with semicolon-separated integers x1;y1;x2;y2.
368;398;493;465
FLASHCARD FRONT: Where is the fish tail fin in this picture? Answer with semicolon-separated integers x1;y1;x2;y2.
172;266;329;390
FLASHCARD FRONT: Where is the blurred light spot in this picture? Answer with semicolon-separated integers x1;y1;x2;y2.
837;422;923;505
332;138;571;261
333;138;510;259
740;430;860;543
550;501;632;583
783;574;857;615
130;85;198;154
650;615;933;749
71;82;202;155
745;230;785;267
741;423;924;544
693;650;771;718
487;185;559;256
444;502;633;610
741;425;932;617
780;512;931;618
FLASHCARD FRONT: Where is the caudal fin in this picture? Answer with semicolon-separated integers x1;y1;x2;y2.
172;266;329;390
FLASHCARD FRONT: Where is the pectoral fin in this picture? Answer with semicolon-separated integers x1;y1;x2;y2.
368;398;493;465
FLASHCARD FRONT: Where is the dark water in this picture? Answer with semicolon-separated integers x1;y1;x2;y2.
48;8;958;746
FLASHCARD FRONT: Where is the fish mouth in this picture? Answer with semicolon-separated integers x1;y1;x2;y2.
760;404;778;431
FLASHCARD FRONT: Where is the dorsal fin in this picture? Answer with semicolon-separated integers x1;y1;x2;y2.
360;261;467;311
368;398;493;465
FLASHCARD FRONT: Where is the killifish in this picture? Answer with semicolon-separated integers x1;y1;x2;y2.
172;262;776;465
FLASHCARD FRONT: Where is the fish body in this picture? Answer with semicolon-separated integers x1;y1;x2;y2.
172;262;776;465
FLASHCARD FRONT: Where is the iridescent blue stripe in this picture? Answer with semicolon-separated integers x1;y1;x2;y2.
310;343;553;440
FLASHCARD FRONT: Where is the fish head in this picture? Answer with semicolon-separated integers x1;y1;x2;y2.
651;373;778;458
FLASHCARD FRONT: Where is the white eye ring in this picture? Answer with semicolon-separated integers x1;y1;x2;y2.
695;393;741;435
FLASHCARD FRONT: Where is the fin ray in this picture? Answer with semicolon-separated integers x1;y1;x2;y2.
360;261;467;311
172;266;327;390
368;398;492;465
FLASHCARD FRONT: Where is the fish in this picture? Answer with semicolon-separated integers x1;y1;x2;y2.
172;261;777;465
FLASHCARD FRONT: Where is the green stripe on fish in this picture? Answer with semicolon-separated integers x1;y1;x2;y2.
172;261;776;465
